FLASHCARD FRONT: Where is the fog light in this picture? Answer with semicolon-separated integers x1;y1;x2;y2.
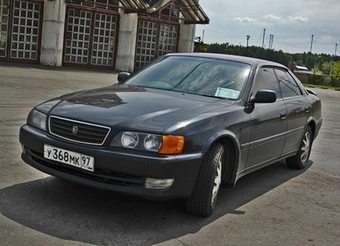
145;178;174;190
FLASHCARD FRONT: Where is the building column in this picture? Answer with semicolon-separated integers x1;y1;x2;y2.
40;0;66;66
115;12;138;72
178;22;196;53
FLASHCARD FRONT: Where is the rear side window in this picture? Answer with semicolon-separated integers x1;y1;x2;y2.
275;69;302;98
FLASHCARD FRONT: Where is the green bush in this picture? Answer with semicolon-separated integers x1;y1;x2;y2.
329;76;338;87
307;73;323;84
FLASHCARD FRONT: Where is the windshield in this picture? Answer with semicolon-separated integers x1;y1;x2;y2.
124;56;251;100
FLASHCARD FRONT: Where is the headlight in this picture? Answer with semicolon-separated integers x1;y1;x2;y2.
27;109;47;131
111;131;185;154
144;134;162;152
121;132;139;148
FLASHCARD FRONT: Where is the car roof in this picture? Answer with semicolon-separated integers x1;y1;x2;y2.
166;52;286;69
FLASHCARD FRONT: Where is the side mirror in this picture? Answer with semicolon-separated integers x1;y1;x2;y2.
117;72;131;84
306;88;317;96
249;90;276;104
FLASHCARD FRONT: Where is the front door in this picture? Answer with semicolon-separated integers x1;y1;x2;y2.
246;67;287;167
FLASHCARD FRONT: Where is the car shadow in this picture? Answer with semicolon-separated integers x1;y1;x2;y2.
0;160;312;245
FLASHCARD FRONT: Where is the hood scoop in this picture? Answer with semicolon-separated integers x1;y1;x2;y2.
68;93;125;108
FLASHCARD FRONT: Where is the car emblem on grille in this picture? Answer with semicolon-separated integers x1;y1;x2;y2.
72;126;79;135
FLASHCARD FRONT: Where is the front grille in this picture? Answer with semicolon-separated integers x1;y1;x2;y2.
49;116;110;145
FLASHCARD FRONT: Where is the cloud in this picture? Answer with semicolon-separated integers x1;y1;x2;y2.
288;16;308;22
234;17;256;23
263;14;284;22
196;0;340;54
261;14;308;25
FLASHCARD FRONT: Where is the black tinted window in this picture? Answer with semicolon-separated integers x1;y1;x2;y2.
275;69;302;98
252;67;280;96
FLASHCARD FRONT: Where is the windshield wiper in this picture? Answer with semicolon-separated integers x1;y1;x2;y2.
202;94;227;99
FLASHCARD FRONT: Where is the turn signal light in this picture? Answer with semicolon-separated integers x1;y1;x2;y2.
158;136;185;154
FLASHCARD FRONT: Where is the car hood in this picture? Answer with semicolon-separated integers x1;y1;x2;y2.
41;85;234;133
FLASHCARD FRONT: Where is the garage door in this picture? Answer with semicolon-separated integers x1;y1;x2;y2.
135;19;179;70
0;0;43;63
63;6;118;68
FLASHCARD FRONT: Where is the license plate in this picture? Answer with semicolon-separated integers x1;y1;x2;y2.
44;144;94;172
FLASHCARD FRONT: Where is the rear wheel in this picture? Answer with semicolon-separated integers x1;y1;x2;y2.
185;142;225;217
286;125;313;169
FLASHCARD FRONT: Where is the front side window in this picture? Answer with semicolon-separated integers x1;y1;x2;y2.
252;67;280;97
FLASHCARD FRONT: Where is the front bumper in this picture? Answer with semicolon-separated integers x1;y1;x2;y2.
19;125;203;200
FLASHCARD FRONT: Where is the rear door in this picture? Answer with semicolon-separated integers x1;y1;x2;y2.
275;68;311;155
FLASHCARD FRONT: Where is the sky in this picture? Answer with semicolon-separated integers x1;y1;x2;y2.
195;0;340;55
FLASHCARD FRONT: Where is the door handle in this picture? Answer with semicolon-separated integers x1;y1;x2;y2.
280;113;286;119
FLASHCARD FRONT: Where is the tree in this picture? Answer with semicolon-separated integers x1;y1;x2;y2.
332;61;340;80
202;43;339;74
322;62;332;75
328;61;340;87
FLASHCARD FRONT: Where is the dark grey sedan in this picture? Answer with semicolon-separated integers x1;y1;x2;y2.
20;53;322;216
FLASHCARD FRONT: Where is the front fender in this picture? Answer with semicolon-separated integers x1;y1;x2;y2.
201;129;242;184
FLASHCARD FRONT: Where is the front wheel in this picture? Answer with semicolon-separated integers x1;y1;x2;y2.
286;125;313;169
185;142;225;217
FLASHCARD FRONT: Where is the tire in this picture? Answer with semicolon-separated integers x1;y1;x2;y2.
286;125;313;169
185;142;225;217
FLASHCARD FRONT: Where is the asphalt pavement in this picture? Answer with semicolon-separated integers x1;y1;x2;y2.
0;63;339;246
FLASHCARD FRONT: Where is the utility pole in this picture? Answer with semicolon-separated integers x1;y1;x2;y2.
310;34;314;53
246;35;250;55
246;35;250;47
269;34;274;49
330;43;338;76
335;43;338;56
262;28;266;48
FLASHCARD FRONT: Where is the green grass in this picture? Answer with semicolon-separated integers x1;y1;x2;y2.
303;83;340;91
